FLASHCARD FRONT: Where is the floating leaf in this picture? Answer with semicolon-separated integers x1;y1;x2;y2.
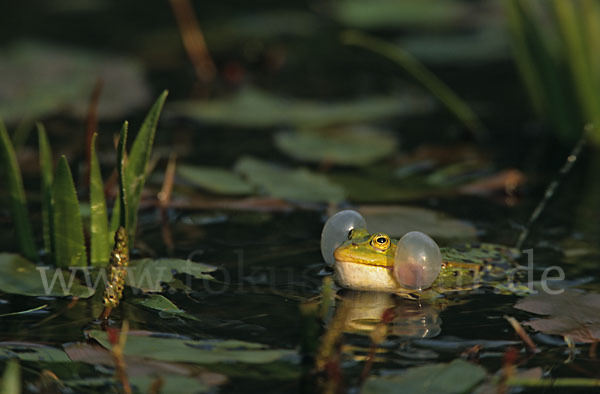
52;156;86;268
0;254;93;297
275;126;397;166
0;41;150;122
235;156;345;203
130;294;200;321
177;165;253;195
332;0;469;30
125;91;168;245
88;330;297;364
0;342;71;362
37;123;54;256
514;290;600;343
0;120;37;261
1;359;20;394
168;87;428;128
89;133;109;266
126;258;217;292
357;205;477;239
362;359;486;394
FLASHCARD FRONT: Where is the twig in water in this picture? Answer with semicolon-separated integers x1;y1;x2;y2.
158;153;177;253
516;131;588;250
84;79;103;187
504;315;539;353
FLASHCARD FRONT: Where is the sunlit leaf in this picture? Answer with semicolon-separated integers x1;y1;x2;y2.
130;294;200;321
0;120;37;261
88;330;297;364
0;342;70;362
362;359;486;394
0;254;94;297
37;123;54;256
514;290;600;343
357;205;476;239
177;165;253;195
235;156;345;203
0;41;150;123
1;359;20;394
125;91;168;244
168;87;428;128
126;258;217;292
89;133;109;267
52;156;86;268
275;126;397;166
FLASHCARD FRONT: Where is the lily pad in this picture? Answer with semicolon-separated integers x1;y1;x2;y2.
0;253;94;297
168;87;428;128
0;342;71;362
130;294;200;321
274;126;397;166
514;290;600;343
0;41;150;123
177;164;254;195
126;258;217;292
235;156;345;203
357;205;477;239
87;330;297;364
362;359;486;394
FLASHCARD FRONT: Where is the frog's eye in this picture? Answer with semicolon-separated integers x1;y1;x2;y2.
321;210;367;266
370;233;390;251
393;231;442;291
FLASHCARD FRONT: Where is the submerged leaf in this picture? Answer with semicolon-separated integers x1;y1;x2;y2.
88;330;297;364
275;126;397;166
52;156;86;268
0;342;71;362
125;91;168;245
362;359;486;394
37;123;54;256
235;156;345;203
0;254;93;297
357;205;476;239
0;120;37;261
168;87;428;128
514;290;600;343
126;258;217;292
89;133;109;266
177;165;254;195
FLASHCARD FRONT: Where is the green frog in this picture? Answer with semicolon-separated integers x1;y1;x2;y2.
332;227;520;297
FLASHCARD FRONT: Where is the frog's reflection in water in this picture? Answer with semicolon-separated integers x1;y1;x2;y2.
327;290;442;339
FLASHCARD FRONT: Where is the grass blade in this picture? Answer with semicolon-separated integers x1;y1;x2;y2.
0;120;37;261
124;90;168;244
37;123;54;256
118;121;129;229
1;359;21;394
341;31;486;139
90;133;109;266
52;156;86;268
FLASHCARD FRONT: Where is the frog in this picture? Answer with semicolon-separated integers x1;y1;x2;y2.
332;227;521;297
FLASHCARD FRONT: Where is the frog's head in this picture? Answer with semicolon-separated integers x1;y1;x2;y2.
333;228;397;268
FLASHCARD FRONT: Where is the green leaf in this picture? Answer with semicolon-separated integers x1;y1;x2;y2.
0;342;71;362
168;87;427;128
0;253;94;297
362;359;486;394
37;123;54;256
52;156;86;268
0;120;37;261
125;91;168;244
117;121;128;230
1;359;20;394
126;258;217;292
177;164;254;195
234;156;345;203
89;133;109;266
87;330;296;364
274;126;397;166
130;294;200;321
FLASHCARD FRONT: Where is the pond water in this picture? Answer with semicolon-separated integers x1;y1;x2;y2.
1;1;600;393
